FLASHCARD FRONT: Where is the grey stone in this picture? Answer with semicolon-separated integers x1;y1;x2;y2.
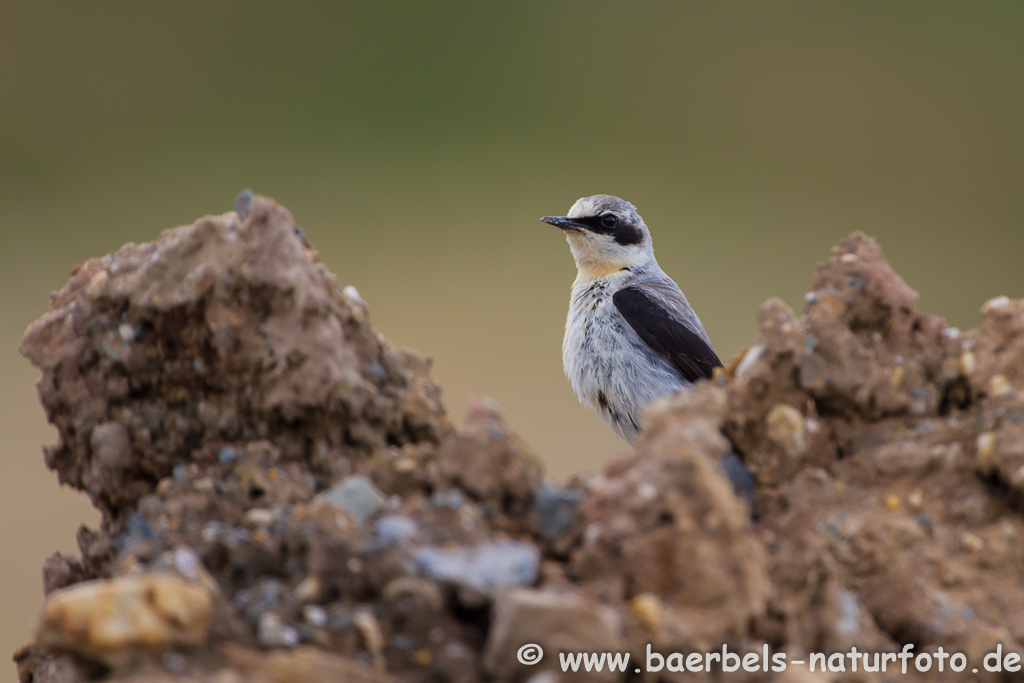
316;474;388;525
534;485;583;541
413;541;539;593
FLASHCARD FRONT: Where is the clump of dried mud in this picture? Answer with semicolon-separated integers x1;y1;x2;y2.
16;196;1024;682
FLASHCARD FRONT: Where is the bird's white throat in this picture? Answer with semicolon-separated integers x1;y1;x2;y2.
565;232;651;282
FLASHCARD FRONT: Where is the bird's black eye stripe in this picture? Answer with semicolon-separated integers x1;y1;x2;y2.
571;214;618;234
569;213;645;246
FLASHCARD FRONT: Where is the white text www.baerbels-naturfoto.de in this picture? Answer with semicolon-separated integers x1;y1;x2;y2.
547;644;1023;675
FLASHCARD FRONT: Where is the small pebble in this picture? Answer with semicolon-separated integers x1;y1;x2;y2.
87;270;109;296
117;513;156;552
988;374;1013;398
257;611;299;648
961;532;985;552
766;404;806;457
172;547;204;583
431;490;466;509
719;451;755;503
353;610;384;667
294;576;322;604
243;508;275;527
235;189;253;220
977;432;996;474
734;344;764;379
163;653;187;673
836;589;860;637
629;593;663;630
302;605;327;628
343;285;368;311
374;515;418;547
960;352;976;375
391;633;416;651
981;295;1012;315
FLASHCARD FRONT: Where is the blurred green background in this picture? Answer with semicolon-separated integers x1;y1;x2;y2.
2;1;1023;672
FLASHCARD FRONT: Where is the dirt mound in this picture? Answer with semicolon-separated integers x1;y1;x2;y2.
16;197;1024;682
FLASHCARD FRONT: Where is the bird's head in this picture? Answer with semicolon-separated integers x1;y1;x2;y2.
540;195;653;279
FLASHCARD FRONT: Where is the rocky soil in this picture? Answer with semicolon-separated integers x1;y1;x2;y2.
15;196;1024;682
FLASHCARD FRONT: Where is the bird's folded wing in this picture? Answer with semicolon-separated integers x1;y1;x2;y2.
612;286;722;383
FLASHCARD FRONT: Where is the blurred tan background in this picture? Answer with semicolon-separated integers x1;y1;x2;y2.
2;2;1023;675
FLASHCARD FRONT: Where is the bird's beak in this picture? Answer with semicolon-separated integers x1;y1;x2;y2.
540;216;585;232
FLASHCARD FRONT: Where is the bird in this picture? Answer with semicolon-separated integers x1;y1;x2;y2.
540;194;722;445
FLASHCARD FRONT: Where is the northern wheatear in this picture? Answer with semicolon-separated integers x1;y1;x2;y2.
541;195;722;444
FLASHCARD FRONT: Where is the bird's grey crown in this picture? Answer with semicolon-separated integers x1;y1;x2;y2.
567;194;642;224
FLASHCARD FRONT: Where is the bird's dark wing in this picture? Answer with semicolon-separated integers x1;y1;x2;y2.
613;286;722;383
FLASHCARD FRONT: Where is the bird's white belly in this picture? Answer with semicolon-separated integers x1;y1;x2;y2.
563;282;685;443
